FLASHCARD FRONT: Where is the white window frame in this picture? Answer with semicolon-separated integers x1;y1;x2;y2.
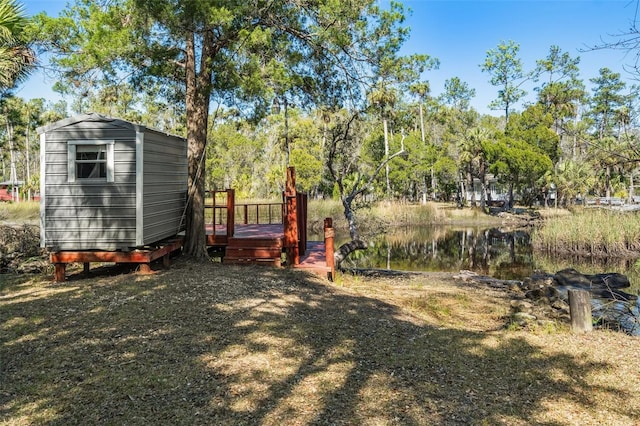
68;140;115;183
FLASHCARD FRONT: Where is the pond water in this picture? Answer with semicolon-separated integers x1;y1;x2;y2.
316;225;640;295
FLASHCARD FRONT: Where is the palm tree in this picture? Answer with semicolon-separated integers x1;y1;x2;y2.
409;81;430;203
554;160;595;206
0;0;34;91
368;83;398;196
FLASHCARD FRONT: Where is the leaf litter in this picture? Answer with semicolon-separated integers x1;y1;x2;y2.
1;257;639;425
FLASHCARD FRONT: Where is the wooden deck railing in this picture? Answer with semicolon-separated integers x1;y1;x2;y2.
234;202;286;225
205;189;287;236
205;168;309;266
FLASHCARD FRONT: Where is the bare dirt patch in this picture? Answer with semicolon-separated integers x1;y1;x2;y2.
1;260;639;425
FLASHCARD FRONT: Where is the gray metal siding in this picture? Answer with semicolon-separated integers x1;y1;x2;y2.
40;114;188;251
141;129;188;245
41;121;137;250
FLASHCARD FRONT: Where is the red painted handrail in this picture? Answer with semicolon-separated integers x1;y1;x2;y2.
205;190;285;230
205;168;309;267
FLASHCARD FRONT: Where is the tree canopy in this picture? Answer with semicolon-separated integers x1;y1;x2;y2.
31;0;430;256
0;0;34;92
3;0;640;244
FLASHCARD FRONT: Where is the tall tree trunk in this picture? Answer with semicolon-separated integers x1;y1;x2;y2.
384;117;390;196
25;124;31;200
467;166;475;207
342;194;360;241
419;104;428;204
479;160;487;212
6;118;18;202
431;168;437;201
605;165;611;198
508;182;515;209
332;194;367;267
419;102;425;144
183;30;211;258
422;175;427;205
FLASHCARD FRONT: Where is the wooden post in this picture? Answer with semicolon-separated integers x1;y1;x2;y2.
285;194;299;265
227;189;235;238
284;167;299;265
324;218;335;281
297;192;307;256
83;262;90;275
211;190;216;227
138;263;152;274
286;166;296;194
569;289;593;333
54;263;66;282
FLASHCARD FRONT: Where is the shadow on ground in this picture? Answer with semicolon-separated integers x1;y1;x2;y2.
0;258;635;425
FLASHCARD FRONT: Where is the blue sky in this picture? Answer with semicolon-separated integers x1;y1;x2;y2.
401;0;637;114
16;0;640;116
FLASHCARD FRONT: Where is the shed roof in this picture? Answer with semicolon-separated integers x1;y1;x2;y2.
36;112;185;140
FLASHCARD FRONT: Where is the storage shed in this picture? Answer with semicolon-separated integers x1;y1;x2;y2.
39;113;188;251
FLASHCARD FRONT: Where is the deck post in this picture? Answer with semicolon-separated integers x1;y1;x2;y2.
54;263;66;282
211;190;216;227
284;167;299;265
138;263;153;274
227;188;235;238
324;218;335;280
297;192;308;256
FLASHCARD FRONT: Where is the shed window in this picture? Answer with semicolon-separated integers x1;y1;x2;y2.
76;145;106;178
68;140;114;182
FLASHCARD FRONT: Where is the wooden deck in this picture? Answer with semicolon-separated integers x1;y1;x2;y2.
204;168;334;279
204;223;334;279
206;223;284;242
48;168;334;282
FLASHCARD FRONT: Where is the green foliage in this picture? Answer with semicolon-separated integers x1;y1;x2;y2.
506;106;560;164
30;1;136;108
206;121;262;197
552;160;596;205
533;45;585;123
439;77;476;110
290;148;323;193
486;133;553;206
21;2;640;218
481;40;526;120
0;96;46;196
0;0;34;91
589;67;626;139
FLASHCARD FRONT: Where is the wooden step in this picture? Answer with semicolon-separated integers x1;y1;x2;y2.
227;237;282;248
223;237;283;266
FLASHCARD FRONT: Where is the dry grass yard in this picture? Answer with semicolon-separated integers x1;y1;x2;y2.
1;259;639;425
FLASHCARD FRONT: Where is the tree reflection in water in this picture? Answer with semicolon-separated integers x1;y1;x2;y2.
318;225;640;294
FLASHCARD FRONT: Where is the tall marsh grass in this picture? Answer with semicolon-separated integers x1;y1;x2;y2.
533;209;640;256
307;199;440;231
0;201;40;223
